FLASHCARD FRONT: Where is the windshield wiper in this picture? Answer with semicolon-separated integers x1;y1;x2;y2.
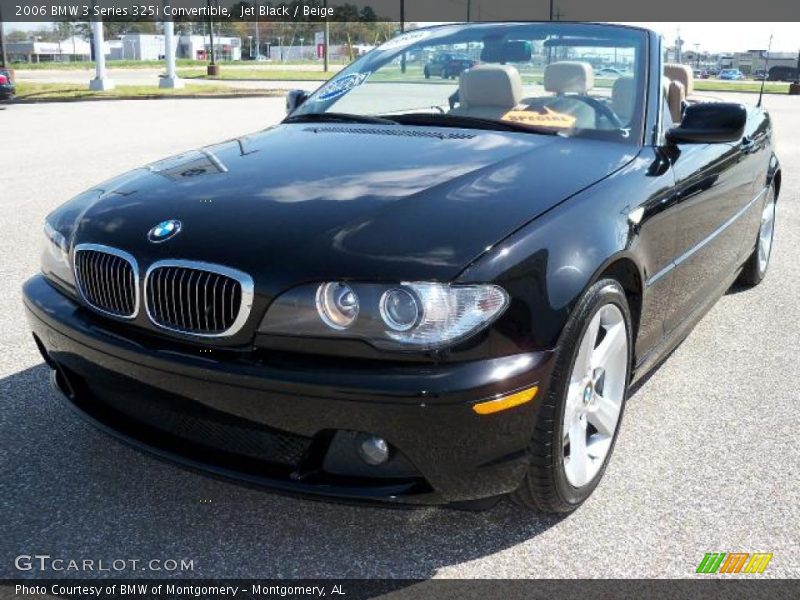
388;113;564;136
283;112;398;126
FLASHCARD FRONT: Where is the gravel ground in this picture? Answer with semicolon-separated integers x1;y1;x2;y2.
1;93;798;580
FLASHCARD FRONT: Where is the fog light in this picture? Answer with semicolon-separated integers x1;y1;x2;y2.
356;434;390;465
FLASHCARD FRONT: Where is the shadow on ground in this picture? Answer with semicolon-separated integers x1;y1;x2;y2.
1;363;564;580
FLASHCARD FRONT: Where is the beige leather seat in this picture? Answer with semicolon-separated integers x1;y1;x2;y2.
544;61;595;95
450;64;523;119
667;80;686;123
538;61;596;128
665;63;694;96
611;76;635;124
664;63;693;123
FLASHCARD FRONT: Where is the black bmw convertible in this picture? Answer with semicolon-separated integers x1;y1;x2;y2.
24;22;780;513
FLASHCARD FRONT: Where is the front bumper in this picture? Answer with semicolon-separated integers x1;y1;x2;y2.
24;274;554;506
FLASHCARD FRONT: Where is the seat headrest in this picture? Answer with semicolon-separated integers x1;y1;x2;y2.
544;61;594;94
459;64;523;108
665;63;694;96
611;76;636;122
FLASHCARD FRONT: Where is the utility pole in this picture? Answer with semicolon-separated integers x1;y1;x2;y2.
254;0;260;60
323;0;329;72
400;0;406;73
0;4;8;68
549;0;554;21
790;48;800;95
467;0;471;22
206;0;218;75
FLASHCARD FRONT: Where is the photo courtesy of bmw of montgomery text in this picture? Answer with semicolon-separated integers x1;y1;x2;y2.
24;22;780;513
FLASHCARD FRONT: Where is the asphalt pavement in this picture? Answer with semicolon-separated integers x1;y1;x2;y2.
1;92;798;579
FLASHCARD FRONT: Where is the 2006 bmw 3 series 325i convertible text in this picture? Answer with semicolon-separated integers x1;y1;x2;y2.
24;23;781;513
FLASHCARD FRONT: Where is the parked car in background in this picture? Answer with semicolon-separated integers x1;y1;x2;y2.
753;69;767;80
719;68;745;80
597;67;625;78
424;52;477;79
768;66;799;81
0;68;15;100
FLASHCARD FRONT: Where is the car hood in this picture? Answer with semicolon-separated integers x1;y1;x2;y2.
69;124;637;290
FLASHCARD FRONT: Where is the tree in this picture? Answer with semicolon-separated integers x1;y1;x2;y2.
54;22;76;41
6;30;30;43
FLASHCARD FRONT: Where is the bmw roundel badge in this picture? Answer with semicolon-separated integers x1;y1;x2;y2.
148;220;182;243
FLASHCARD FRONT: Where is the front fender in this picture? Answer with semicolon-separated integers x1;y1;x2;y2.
457;148;674;358
457;187;642;352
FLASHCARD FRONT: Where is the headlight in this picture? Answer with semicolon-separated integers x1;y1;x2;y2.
259;281;508;350
316;282;359;329
41;221;75;289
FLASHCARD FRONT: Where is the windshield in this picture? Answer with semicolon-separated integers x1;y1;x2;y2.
292;23;648;142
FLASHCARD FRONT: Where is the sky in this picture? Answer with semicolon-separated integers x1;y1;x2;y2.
6;21;800;54
623;23;799;54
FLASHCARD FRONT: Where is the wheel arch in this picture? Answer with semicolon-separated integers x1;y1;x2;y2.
768;152;781;201
583;254;644;362
773;168;782;201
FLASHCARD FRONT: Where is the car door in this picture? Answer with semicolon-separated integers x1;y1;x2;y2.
662;112;754;334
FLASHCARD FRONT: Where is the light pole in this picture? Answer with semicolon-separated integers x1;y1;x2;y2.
247;35;253;59
160;10;184;88
299;37;304;61
89;18;114;90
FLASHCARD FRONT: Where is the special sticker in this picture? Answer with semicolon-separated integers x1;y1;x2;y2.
502;107;578;129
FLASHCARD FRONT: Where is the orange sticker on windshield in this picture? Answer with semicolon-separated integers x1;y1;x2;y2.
501;107;577;129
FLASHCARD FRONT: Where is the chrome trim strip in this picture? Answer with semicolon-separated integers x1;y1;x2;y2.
73;244;140;320
143;259;254;338
646;186;768;287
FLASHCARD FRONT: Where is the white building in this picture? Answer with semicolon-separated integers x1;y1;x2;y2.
177;35;242;62
116;34;178;62
6;36;92;62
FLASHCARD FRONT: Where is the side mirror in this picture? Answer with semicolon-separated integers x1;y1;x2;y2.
285;89;309;114
666;102;747;144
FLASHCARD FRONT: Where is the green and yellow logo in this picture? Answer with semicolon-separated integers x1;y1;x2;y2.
696;552;773;574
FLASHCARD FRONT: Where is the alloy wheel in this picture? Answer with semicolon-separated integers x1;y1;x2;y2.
563;303;628;488
758;191;776;275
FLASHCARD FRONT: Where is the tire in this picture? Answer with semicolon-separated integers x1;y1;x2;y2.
738;183;776;287
511;279;633;513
